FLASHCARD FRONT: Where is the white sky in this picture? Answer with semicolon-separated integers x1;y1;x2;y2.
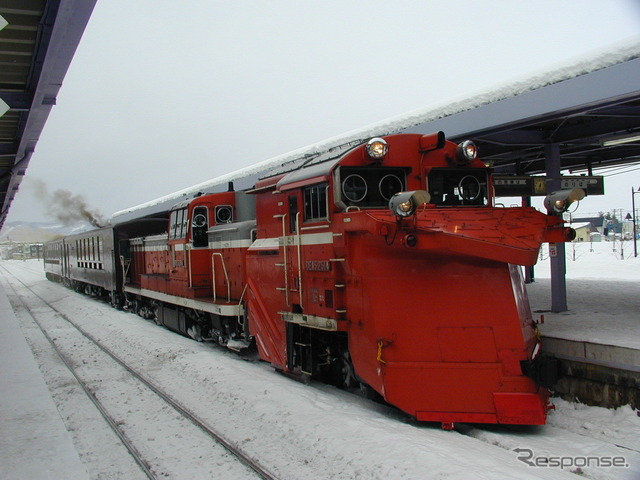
5;0;640;225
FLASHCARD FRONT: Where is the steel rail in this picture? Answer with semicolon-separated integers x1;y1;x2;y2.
0;266;278;480
0;270;157;480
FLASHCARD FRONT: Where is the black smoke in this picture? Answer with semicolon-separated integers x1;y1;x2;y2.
31;178;105;228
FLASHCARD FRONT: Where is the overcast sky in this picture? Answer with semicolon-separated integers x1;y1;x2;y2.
6;0;640;225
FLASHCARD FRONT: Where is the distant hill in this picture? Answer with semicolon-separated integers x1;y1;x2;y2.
0;221;94;243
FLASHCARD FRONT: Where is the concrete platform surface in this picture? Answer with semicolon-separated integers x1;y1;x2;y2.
0;283;90;480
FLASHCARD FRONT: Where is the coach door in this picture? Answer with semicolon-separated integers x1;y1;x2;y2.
63;242;69;277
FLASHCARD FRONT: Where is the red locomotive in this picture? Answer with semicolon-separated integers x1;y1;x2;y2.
44;132;579;428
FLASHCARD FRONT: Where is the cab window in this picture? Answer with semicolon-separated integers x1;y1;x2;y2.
192;206;208;248
170;208;188;239
304;183;328;222
427;168;488;206
339;167;406;208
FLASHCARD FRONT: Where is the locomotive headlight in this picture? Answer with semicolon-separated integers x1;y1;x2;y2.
389;190;431;217
366;137;388;160
398;200;413;214
455;140;477;164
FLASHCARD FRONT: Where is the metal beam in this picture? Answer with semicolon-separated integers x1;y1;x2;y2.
545;143;569;312
0;91;32;110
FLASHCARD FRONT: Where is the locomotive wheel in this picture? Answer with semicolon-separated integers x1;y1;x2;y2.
186;323;203;342
358;381;383;401
338;350;358;389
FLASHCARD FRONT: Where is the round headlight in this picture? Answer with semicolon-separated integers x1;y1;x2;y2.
398;200;413;215
456;140;477;164
366;137;388;160
544;188;585;214
553;199;566;212
389;190;431;218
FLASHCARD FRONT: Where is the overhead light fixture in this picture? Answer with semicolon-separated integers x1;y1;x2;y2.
601;133;640;147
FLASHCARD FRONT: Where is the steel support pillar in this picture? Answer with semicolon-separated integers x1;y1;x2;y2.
522;195;535;283
545;143;568;312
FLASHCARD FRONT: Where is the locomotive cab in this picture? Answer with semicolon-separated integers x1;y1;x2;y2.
123;190;254;347
164;191;236;296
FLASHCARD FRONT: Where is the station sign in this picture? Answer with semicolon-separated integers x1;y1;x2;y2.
493;175;604;197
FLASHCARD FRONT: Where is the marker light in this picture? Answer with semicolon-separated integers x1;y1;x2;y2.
543;188;586;214
389;190;431;217
455;140;477;164
366;137;388;160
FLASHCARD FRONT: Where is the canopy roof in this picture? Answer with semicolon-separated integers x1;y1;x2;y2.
0;0;96;229
112;40;640;224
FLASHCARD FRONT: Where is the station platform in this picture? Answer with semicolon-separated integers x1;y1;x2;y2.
0;282;90;479
528;276;640;408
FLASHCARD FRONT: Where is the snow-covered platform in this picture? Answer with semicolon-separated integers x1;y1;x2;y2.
528;242;640;408
0;283;90;479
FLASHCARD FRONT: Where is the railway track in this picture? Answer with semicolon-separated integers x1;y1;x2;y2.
0;264;278;480
2;260;639;480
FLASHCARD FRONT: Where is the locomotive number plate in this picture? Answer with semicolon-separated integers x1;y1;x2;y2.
305;260;331;271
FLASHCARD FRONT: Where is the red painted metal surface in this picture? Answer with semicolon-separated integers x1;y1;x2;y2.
128;191;245;301
244;133;567;425
101;132;575;426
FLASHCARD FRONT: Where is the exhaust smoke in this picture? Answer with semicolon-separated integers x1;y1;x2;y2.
31;178;105;228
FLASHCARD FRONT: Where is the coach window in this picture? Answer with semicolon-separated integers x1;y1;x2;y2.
170;208;188;239
169;208;186;239
176;209;183;238
181;209;189;237
304;183;328;222
192;206;208;248
169;210;178;239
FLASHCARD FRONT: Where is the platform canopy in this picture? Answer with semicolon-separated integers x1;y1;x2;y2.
399;44;640;177
0;0;96;229
112;42;640;225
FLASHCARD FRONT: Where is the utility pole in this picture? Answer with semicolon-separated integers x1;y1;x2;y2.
633;187;639;258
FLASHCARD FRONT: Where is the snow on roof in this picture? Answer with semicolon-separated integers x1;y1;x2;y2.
110;38;640;225
571;222;593;230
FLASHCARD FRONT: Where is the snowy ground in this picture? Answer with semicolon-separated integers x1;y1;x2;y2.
1;240;639;480
529;240;640;350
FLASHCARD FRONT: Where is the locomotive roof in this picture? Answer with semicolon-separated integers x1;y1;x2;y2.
110;39;640;225
275;158;341;191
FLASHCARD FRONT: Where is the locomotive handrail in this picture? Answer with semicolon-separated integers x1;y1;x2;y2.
237;283;248;327
300;224;330;231
278;214;290;306
211;252;231;303
345;206;361;212
119;255;131;285
187;243;192;288
325;184;331;222
296;211;303;310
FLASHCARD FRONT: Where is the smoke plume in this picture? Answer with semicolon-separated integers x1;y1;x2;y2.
30;178;105;228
